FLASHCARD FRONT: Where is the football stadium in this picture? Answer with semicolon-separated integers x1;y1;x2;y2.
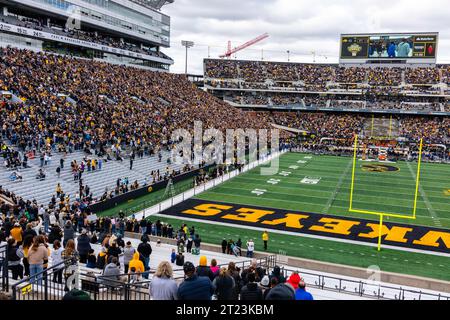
0;0;449;307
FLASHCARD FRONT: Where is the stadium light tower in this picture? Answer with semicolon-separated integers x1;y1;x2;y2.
181;40;194;74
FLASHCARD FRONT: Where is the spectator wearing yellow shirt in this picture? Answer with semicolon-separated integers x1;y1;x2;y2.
10;223;23;244
262;231;269;251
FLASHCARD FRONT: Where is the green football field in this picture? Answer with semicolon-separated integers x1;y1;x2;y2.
98;152;450;280
195;153;450;229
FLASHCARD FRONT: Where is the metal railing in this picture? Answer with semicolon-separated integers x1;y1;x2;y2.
276;265;450;301
0;244;8;292
10;254;277;300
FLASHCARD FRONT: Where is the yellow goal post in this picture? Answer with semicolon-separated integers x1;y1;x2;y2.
348;135;423;251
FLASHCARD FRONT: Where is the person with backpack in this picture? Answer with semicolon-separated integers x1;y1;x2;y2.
96;247;108;270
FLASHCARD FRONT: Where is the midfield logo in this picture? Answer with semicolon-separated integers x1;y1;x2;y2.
362;164;400;173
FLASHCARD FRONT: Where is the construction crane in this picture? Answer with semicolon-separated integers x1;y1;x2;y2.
220;33;269;59
311;51;328;63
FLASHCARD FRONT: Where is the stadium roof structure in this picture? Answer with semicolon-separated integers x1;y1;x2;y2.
129;0;174;10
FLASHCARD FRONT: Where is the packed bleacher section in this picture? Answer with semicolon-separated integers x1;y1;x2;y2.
205;59;450;113
0;47;270;206
0;13;171;61
0;48;266;149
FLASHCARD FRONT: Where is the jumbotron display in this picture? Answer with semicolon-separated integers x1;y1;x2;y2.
340;33;438;59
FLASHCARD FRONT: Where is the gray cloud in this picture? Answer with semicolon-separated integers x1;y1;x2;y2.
163;0;450;74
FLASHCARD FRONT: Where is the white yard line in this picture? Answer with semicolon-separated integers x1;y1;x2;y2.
406;162;442;227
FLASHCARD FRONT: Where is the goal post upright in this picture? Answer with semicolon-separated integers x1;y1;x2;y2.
349;134;358;212
377;214;383;252
349;135;423;251
412;138;424;220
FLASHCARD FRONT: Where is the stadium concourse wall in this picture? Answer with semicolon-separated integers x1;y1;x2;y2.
124;233;450;294
221;99;450;116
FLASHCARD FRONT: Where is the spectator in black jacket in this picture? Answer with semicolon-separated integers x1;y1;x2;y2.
175;252;185;266
240;273;263;300
22;223;37;240
48;225;62;244
263;277;278;299
76;230;91;263
269;266;286;284
193;234;201;249
63;221;75;247
0;227;6;244
265;282;296;300
107;242;122;263
196;256;215;281
221;238;227;254
178;262;214;300
137;238;152;279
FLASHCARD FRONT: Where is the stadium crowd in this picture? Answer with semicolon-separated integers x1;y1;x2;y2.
205;59;450;87
0;208;313;300
0;47;268;155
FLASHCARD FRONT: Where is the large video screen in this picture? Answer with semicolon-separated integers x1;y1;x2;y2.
340;33;438;59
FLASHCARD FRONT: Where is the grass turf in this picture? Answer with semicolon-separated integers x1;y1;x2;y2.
97;178;194;217
194;153;450;229
153;215;450;282
97;152;450;281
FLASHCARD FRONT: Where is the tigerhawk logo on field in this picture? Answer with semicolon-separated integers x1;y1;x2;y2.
362;164;400;172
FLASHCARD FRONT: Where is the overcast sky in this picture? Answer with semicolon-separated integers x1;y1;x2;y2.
163;0;450;74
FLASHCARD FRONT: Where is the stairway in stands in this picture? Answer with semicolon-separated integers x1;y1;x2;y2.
0;149;185;206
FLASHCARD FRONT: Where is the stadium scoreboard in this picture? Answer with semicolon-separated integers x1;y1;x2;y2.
340;33;438;64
